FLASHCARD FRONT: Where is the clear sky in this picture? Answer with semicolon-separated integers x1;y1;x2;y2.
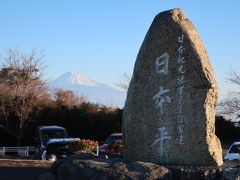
0;0;240;99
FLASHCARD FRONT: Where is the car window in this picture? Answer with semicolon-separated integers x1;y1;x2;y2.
105;135;122;144
41;130;68;142
229;144;240;153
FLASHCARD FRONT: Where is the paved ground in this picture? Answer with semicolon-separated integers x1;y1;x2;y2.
0;159;54;180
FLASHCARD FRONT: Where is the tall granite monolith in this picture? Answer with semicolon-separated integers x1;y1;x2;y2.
123;8;223;166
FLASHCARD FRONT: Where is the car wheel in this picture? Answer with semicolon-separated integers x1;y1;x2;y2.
47;154;57;162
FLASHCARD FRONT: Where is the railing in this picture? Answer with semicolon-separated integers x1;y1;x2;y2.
0;146;35;157
0;146;99;157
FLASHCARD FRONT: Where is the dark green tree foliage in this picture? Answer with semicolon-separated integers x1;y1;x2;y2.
215;116;240;141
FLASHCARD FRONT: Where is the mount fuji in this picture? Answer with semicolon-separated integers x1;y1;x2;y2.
49;71;126;108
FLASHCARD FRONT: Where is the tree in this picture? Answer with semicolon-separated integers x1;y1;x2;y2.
215;116;240;141
115;73;131;92
0;49;47;145
53;88;85;108
218;71;240;116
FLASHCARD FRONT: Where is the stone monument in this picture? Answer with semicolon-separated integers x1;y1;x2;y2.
123;8;223;166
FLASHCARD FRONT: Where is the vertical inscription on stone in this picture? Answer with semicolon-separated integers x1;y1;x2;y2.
152;53;171;116
152;52;171;160
152;86;171;115
151;127;171;161
155;53;169;76
176;34;185;144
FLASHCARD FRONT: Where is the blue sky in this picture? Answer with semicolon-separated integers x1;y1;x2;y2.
0;1;240;98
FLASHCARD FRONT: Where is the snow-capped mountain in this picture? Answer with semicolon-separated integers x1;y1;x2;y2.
49;71;126;108
50;71;98;87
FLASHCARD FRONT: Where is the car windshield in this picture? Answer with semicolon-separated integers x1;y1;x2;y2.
105;135;122;145
41;129;67;143
229;144;240;153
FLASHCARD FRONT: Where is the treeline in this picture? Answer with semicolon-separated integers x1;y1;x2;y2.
22;102;122;146
0;90;123;146
3;108;240;146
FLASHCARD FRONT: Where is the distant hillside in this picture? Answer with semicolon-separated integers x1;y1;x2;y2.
49;71;126;108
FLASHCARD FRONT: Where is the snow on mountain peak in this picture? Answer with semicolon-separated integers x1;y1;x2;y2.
49;71;126;108
66;71;97;86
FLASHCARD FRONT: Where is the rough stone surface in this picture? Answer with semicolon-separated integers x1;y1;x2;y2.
221;159;240;180
123;8;223;166
51;153;173;180
51;153;225;180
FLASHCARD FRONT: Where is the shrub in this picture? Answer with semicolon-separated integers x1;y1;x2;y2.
107;140;123;155
69;139;98;152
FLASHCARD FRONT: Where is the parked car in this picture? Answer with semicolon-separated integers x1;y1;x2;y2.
224;142;240;160
35;126;79;161
99;133;123;156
